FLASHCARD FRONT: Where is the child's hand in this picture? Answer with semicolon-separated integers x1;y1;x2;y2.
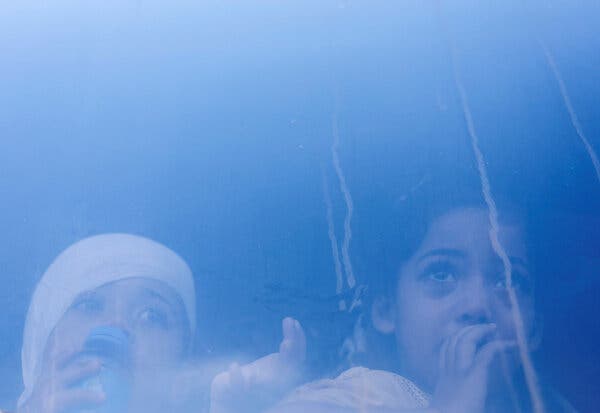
18;347;105;413
431;323;516;413
210;317;306;413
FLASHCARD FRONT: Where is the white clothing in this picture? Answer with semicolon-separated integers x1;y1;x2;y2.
276;367;430;411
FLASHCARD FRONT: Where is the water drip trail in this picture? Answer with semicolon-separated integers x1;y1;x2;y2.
331;113;357;290
449;39;545;413
540;40;600;184
322;172;346;311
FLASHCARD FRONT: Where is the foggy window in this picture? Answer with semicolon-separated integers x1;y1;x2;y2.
1;1;598;413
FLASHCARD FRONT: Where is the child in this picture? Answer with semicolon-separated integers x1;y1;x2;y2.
16;233;196;413
268;194;576;412
13;233;306;413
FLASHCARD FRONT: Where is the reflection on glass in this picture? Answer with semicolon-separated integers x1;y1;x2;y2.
0;2;596;413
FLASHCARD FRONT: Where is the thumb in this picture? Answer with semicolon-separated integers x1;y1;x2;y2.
279;317;306;363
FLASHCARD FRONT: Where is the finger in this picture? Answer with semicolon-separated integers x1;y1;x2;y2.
211;362;244;400
474;340;518;372
455;323;497;372
447;325;477;372
446;324;482;372
47;344;84;371
279;317;306;363
53;387;105;412
229;362;249;391
37;344;85;385
62;359;102;387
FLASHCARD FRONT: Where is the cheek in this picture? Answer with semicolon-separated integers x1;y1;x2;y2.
492;297;536;339
395;296;448;354
131;329;185;367
394;299;451;391
46;316;95;356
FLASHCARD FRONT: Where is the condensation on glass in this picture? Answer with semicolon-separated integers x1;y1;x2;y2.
0;1;598;413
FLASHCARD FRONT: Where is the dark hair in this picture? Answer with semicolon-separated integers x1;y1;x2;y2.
355;172;486;295
348;172;535;369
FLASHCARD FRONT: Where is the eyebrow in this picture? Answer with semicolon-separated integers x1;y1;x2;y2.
73;289;101;302
417;248;466;263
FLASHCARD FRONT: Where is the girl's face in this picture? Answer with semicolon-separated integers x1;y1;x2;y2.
44;277;189;372
392;208;536;391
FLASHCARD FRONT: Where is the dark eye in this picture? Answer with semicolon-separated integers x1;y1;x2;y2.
71;293;104;314
495;272;532;294
423;261;457;283
429;270;456;282
420;260;458;297
138;307;169;329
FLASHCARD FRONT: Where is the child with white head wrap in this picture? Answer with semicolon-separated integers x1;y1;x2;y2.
18;233;196;411
16;233;307;413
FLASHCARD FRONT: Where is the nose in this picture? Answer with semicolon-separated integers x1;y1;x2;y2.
101;299;133;336
457;276;491;325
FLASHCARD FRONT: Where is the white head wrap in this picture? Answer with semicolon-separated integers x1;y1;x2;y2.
19;233;196;405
